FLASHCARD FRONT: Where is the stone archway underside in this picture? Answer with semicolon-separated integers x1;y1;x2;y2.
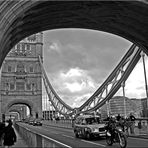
5;99;34;115
0;1;148;67
8;109;21;117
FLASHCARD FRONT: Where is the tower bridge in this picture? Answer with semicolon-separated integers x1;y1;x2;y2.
0;1;148;147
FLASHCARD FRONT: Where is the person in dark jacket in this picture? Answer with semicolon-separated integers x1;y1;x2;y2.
0;121;5;146
3;120;17;148
129;113;136;134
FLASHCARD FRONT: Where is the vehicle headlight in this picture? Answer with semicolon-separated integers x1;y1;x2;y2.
92;127;99;132
85;128;91;132
118;128;122;132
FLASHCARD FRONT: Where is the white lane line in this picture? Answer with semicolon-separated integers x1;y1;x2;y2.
81;140;106;147
41;134;72;148
62;134;74;139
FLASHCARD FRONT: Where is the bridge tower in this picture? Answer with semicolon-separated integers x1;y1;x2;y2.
0;33;43;120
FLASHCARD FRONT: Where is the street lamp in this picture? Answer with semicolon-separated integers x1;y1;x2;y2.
121;81;126;118
105;85;110;116
141;51;148;109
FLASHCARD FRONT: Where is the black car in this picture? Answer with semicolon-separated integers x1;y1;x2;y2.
33;118;42;126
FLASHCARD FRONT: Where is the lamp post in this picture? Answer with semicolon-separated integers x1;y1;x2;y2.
121;81;126;118
106;85;110;116
141;51;148;109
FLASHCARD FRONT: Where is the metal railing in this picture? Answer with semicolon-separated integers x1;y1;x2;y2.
15;122;71;147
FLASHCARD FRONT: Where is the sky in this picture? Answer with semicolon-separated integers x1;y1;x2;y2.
42;28;148;109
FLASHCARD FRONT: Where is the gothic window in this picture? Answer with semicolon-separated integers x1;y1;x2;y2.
26;83;31;90
27;35;36;42
6;83;9;90
26;44;30;51
29;66;34;73
22;43;25;53
16;82;25;90
17;63;25;73
8;66;11;72
10;83;15;90
16;44;20;52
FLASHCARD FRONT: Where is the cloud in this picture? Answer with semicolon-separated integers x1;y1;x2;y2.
48;42;61;53
44;67;98;106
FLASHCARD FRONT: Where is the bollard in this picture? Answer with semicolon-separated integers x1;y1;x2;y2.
138;121;142;129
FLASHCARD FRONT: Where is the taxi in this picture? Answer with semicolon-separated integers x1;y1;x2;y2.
73;115;106;139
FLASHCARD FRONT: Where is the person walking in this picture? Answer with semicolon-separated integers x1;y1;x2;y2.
0;121;5;146
3;120;17;148
129;113;136;134
116;114;121;121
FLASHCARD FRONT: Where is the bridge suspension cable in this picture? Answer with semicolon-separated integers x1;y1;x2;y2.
39;56;74;117
76;44;142;115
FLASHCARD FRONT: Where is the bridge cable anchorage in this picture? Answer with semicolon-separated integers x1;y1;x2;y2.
38;56;74;117
76;44;142;114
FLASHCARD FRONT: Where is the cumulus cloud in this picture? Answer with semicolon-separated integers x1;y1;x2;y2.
44;67;98;107
48;42;61;53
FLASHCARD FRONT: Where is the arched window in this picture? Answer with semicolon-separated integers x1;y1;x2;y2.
16;63;25;73
27;35;36;42
26;83;31;90
8;65;11;72
10;83;15;90
29;66;34;73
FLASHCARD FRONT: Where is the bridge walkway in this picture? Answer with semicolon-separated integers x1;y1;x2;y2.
12;127;28;147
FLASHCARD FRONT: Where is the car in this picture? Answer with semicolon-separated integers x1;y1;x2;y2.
24;117;30;123
29;117;35;125
73;115;106;139
33;118;43;126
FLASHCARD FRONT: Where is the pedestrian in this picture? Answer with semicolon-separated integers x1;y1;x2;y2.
3;120;17;148
116;114;121;121
0;121;5;146
129;113;136;134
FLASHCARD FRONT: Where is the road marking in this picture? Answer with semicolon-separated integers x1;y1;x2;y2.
41;134;72;148
62;134;74;139
81;140;106;147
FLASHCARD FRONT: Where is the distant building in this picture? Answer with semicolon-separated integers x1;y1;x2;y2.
42;110;56;120
100;96;143;118
140;98;148;117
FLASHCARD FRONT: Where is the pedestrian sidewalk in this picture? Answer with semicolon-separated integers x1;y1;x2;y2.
12;128;28;148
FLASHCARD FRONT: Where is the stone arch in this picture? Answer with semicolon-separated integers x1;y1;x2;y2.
8;109;21;116
8;109;21;120
0;1;148;68
4;99;36;117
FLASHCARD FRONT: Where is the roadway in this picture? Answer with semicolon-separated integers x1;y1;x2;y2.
18;122;148;148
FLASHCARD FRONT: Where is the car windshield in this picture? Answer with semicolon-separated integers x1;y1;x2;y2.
85;117;100;124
